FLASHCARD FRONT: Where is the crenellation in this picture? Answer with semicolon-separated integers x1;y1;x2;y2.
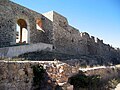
81;32;90;39
91;36;95;42
95;38;103;45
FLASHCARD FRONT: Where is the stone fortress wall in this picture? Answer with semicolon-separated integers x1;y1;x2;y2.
0;0;120;60
0;0;120;90
48;11;120;59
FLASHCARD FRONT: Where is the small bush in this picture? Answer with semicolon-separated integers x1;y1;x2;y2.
32;64;45;89
68;71;100;89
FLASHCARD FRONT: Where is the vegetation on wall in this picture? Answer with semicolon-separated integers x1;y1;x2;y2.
69;69;120;90
32;64;45;89
68;71;101;89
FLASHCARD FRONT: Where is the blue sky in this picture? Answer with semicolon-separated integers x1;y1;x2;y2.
11;0;120;48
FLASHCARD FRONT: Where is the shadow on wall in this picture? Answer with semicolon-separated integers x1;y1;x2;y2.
18;50;120;67
68;71;101;90
68;68;120;90
31;64;63;90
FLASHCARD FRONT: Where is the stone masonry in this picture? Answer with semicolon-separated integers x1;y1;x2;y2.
0;0;120;61
0;60;120;90
0;60;79;90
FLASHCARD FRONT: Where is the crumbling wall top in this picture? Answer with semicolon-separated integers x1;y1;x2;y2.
80;32;90;39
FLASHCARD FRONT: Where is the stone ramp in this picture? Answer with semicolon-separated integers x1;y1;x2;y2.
0;43;53;58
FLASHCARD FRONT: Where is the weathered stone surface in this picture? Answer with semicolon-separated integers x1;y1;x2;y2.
0;60;79;90
0;0;120;62
0;60;120;90
0;0;120;90
18;69;25;76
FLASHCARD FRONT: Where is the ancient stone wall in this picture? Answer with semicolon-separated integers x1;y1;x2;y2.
49;11;119;60
0;0;120;61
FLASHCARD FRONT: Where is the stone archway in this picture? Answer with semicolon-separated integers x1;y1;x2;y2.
16;19;29;44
